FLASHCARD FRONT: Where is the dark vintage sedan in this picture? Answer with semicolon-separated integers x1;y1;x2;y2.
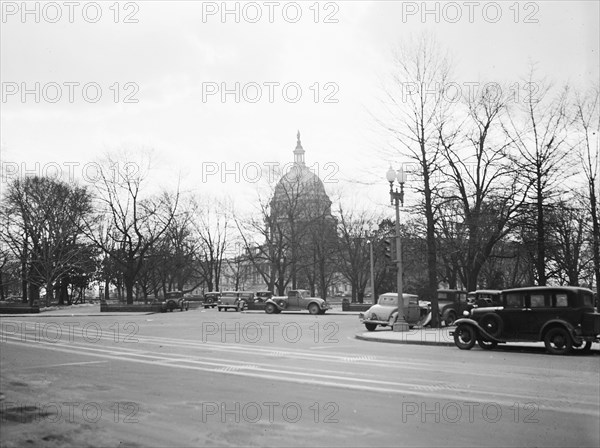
452;286;600;355
245;291;273;310
217;291;254;312
202;292;220;309
162;292;189;312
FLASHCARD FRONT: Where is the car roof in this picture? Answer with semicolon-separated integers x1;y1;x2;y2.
502;286;594;294
379;292;418;298
471;289;502;294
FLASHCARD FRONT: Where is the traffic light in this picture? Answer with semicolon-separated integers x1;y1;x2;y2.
384;238;392;260
384;238;396;262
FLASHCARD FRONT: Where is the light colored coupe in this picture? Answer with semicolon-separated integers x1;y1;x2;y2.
359;293;431;331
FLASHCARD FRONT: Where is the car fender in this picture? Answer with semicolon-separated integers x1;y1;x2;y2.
266;297;285;310
453;318;501;342
310;300;330;310
538;319;576;341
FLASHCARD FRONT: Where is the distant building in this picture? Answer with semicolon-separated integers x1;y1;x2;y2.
221;132;345;297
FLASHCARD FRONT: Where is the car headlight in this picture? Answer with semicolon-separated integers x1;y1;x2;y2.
463;310;470;317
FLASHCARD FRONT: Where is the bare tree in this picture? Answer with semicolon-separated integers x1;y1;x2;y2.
234;193;293;295
546;198;590;286
503;70;572;285
438;86;529;291
378;35;452;325
193;197;231;292
574;86;600;295
83;155;179;304
1;176;93;306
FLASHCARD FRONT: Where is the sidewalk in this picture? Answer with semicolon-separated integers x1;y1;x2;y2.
356;327;600;352
356;327;455;346
0;303;155;317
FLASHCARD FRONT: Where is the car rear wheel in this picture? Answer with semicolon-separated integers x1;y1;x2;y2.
454;324;476;350
544;327;573;355
308;303;320;315
443;311;457;326
167;300;177;312
265;303;276;314
365;323;377;332
477;338;498;350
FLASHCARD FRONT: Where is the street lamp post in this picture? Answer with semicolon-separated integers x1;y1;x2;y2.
386;166;409;332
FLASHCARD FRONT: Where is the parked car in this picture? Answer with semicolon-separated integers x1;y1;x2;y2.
452;286;600;355
202;292;220;309
359;293;431;331
264;290;331;315
246;291;273;310
467;289;502;307
437;289;470;326
162;292;189;312
217;291;254;312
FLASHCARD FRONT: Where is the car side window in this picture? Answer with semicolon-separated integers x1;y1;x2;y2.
505;293;524;308
581;293;593;307
530;294;549;307
554;294;568;307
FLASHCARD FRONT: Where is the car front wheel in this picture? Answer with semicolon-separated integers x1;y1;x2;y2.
544;327;573;355
265;303;276;314
308;303;320;315
365;323;377;332
454;324;476;350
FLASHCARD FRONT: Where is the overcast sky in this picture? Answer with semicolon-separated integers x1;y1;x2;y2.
1;1;599;213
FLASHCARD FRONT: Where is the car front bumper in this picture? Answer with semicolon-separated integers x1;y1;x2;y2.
358;314;389;325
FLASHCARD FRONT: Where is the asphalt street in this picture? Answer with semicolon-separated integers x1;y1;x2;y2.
1;307;599;447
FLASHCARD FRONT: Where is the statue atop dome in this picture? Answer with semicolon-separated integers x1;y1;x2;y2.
294;129;305;165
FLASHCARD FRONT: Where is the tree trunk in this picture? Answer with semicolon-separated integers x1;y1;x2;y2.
536;181;546;285
0;270;5;300
590;181;600;311
28;283;39;306
46;280;53;307
426;208;439;326
125;279;134;305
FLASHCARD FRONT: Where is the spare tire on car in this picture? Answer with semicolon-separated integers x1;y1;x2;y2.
479;313;503;338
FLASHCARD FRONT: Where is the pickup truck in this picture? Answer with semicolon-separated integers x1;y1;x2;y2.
264;289;331;315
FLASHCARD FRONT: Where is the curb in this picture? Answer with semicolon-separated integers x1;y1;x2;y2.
0;313;156;317
355;331;455;346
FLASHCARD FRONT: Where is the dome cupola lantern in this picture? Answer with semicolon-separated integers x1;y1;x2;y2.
294;130;305;165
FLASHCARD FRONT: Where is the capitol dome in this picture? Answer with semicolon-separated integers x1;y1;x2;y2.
271;131;332;218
